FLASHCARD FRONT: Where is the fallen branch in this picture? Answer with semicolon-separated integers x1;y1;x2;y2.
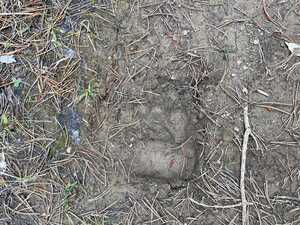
240;105;251;225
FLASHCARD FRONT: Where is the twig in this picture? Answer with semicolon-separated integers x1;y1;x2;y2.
0;12;40;16
189;198;252;209
261;0;286;29
240;105;251;225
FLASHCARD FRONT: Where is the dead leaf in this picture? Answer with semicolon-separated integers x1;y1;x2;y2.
0;152;6;175
285;42;300;56
0;55;16;64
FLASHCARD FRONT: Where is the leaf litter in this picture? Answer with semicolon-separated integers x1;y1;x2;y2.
0;55;16;64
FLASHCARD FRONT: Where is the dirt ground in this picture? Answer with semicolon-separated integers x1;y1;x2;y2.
0;0;300;225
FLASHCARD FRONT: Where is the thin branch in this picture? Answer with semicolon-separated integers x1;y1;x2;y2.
240;105;250;225
189;198;252;209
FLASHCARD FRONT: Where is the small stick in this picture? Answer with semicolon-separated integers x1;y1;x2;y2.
241;105;251;225
261;0;285;29
189;198;252;209
0;12;39;16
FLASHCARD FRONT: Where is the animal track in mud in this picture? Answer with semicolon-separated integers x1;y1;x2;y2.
126;83;203;182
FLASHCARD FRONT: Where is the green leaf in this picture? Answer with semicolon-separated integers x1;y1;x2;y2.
51;30;62;48
12;77;22;88
1;114;9;127
87;81;94;97
3;42;12;49
64;181;78;196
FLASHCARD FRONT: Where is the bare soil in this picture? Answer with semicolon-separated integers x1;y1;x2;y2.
0;0;300;225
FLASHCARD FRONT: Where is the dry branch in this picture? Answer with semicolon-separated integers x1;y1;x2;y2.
240;105;250;225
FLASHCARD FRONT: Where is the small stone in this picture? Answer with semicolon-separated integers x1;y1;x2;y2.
183;30;189;36
253;39;259;45
66;146;72;154
242;87;248;94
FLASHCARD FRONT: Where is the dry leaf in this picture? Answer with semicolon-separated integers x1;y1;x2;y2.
285;42;300;56
0;55;16;64
0;152;6;175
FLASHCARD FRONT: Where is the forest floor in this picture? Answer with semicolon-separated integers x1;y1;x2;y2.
0;0;300;225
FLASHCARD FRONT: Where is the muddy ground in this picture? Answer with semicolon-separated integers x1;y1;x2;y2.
0;0;300;225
